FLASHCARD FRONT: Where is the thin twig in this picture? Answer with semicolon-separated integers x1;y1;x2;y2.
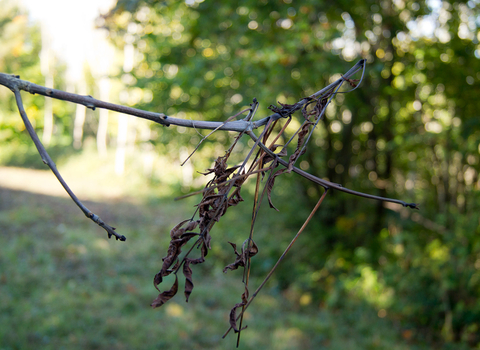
223;188;330;339
12;88;126;241
181;107;252;166
236;121;271;346
246;130;418;209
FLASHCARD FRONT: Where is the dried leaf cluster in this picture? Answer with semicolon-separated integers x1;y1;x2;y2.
151;152;247;308
150;88;345;342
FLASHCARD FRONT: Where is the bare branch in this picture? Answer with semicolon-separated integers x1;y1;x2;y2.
246;130;418;209
12;88;126;241
223;188;330;339
181;107;253;166
0;59;365;133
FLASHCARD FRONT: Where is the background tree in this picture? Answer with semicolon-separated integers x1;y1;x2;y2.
0;0;79;166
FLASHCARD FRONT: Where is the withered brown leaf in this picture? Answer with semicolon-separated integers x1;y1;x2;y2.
223;240;258;273
265;163;290;212
229;291;249;333
151;275;179;308
183;260;194;302
153;152;247;308
265;121;313;211
154;231;198;291
182;243;208;302
170;219;199;239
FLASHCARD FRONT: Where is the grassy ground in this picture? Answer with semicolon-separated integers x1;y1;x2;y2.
0;162;429;349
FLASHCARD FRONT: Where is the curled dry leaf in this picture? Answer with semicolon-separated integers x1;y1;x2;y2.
301;96;327;121
227;187;244;207
170;219;200;239
199;155;238;183
182;242;208;302
223;239;258;273
233;169;246;188
154;220;199;290
229;291;249;333
223;242;241;272
266;168;282;211
151;275;179;308
287;120;312;167
153;152;247;308
183;260;194;302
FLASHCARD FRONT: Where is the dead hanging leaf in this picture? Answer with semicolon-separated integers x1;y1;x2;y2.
197;194;225;218
199;155;234;180
301;96;326;120
217;166;241;184
153;150;246;307
182;241;208;302
202;233;212;251
151;275;179;308
233;169;246;188
183;260;194;302
223;241;241;273
287;120;312;168
246;240;258;258
228;187;244;207
266;174;279;211
154;232;197;291
154;258;179;286
265;165;288;211
170;219;199;239
229;291;249;333
223;240;258;273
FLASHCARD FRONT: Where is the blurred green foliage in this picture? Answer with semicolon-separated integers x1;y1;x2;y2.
1;0;480;347
0;0;84;167
0;0;44;165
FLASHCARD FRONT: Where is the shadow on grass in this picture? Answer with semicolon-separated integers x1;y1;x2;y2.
0;187;430;350
1;142;83;170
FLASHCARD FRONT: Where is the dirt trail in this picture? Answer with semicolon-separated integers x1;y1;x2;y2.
0;166;126;201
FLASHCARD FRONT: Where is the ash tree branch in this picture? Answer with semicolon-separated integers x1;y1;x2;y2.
12;88;126;241
0;59;365;133
247;130;418;209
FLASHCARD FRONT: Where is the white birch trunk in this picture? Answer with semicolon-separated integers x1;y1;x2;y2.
73;80;87;149
40;26;53;146
96;77;110;157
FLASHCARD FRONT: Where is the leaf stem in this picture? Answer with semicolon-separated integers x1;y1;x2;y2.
223;188;329;339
